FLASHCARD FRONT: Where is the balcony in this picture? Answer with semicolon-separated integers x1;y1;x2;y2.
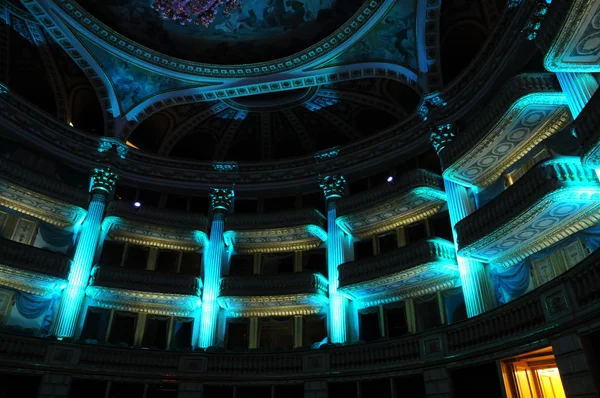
224;209;327;254
575;87;600;168
338;238;458;307
336;170;446;238
0;158;87;227
536;0;600;72
105;202;208;252
218;272;328;317
0;238;69;295
456;157;600;266
441;74;571;189
86;266;201;316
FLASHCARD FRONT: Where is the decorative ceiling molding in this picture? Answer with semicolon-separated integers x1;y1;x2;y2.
316;88;407;119
213;110;248;161
456;158;600;267
281;109;315;153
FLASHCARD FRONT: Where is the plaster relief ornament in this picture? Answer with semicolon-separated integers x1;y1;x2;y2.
152;0;242;27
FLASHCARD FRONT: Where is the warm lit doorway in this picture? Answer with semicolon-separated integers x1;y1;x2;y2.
501;347;567;398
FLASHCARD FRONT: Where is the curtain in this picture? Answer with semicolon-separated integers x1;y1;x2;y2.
81;307;110;342
491;224;600;303
172;317;193;349
38;223;76;254
357;305;379;315
415;294;441;332
13;291;58;335
440;288;466;324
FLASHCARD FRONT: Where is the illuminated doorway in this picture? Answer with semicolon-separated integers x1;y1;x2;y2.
501;347;567;398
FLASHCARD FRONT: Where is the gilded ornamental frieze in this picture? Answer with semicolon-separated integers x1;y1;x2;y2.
537;0;600;72
335;170;446;238
338;238;458;306
218;272;328;317
224;209;327;254
456;157;600;267
442;74;571;188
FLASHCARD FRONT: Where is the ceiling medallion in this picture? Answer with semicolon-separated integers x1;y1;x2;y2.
151;0;242;27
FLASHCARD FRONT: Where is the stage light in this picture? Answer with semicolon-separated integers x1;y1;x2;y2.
134;201;141;208
387;176;395;184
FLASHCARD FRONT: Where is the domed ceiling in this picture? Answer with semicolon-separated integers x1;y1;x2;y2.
77;0;365;64
127;78;421;162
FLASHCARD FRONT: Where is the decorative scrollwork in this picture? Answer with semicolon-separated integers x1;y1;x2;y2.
320;175;346;199
209;188;234;211
91;168;118;194
430;124;456;155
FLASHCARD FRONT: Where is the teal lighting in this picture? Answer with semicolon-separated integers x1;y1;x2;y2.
0;82;8;94
306;224;328;243
557;72;599;119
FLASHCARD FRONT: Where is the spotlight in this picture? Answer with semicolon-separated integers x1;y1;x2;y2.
133;201;141;208
387;176;395;184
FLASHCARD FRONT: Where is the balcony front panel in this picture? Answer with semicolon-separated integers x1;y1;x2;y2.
218;272;328;317
338;238;458;307
456;157;600;266
336;170;446;238
86;266;201;316
0;160;87;228
105;202;208;251
224;209;327;254
0;238;69;296
537;0;600;72
576;87;600;168
442;74;570;189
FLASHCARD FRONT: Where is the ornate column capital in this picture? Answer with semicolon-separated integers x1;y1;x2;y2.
429;123;456;155
210;188;234;211
320;175;347;199
90;167;118;194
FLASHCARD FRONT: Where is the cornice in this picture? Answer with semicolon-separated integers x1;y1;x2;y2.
440;74;566;170
336;170;446;238
218;272;328;317
456;157;600;266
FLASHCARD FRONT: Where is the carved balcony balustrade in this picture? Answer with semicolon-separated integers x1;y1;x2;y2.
575;87;600;168
86;266;201;316
223;208;327;254
104;201;208;252
455;157;600;266
0;238;69;295
338;238;458;307
218;272;328;317
441;74;571;189
0;244;599;379
335;170;446;239
0;157;87;228
536;0;600;72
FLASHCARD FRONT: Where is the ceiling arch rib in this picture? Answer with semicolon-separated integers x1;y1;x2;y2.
213;111;249;161
316;88;407;119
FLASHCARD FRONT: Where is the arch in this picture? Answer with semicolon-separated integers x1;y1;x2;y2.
69;86;104;135
128;111;175;153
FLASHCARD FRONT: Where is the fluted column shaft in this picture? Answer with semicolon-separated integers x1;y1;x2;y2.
326;198;348;343
557;72;599;118
444;179;496;317
54;169;116;338
199;211;226;348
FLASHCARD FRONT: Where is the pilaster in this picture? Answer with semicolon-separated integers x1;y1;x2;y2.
552;333;598;398
556;72;599;119
294;315;303;348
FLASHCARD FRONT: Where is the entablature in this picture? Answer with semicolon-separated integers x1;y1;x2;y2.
338;238;458;307
0;238;69;295
336;169;446;238
218;272;328;318
441;74;571;189
104;202;208;251
224;209;327;254
456;157;600;267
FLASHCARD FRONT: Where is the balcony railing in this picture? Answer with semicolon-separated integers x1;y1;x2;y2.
339;238;456;288
0;238;70;279
336;169;444;217
220;272;328;297
106;201;208;233
225;208;326;232
455;157;600;259
90;266;200;296
0;157;88;207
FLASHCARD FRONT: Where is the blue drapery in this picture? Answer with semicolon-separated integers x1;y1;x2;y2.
14;291;57;334
38;223;76;252
491;224;600;303
443;289;466;324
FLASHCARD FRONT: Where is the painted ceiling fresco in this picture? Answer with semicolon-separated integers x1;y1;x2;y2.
77;0;365;64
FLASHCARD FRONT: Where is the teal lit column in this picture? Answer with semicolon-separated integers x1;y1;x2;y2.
431;125;495;318
556;72;599;118
198;188;233;348
321;175;348;343
53;168;117;338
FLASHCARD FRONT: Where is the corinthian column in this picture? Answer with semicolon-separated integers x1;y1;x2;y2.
320;175;348;343
54;168;117;338
198;188;233;348
556;72;599;119
431;125;496;318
